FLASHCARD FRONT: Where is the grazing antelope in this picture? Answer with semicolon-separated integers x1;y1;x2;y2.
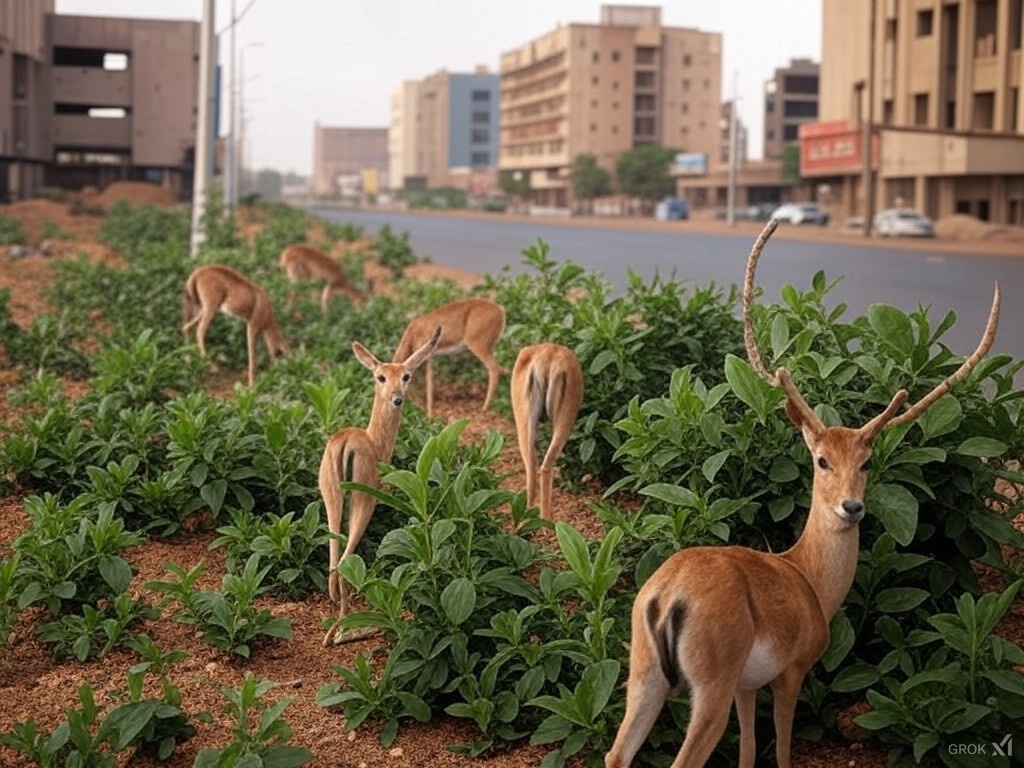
393;298;505;418
319;327;441;645
605;219;1001;768
279;244;366;312
181;264;290;387
511;343;584;520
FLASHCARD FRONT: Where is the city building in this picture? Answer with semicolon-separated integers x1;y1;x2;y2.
812;0;1024;225
388;67;500;194
719;100;748;166
763;58;819;160
499;4;722;210
310;125;388;199
2;1;200;201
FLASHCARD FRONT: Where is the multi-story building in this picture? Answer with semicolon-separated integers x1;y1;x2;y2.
499;4;722;209
1;1;200;201
0;0;53;200
310;125;388;199
720;100;748;166
763;58;819;160
388;67;500;193
812;0;1024;225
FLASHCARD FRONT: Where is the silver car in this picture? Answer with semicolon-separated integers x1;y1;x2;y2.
770;202;830;226
873;208;935;237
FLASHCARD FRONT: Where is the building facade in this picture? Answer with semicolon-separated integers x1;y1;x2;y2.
1;2;200;201
763;58;819;160
310;125;388;199
499;4;722;209
388;67;500;193
814;0;1024;225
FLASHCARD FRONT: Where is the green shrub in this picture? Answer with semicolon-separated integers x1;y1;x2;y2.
0;216;26;245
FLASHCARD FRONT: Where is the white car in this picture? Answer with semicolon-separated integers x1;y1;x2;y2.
770;202;830;226
873;208;935;237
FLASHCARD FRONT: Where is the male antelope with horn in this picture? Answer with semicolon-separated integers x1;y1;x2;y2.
605;219;1000;768
319;327;441;645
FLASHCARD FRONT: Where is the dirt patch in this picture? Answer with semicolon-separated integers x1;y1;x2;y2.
933;213;1024;243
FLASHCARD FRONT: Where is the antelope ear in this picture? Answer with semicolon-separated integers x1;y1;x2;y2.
352;341;380;372
403;326;441;371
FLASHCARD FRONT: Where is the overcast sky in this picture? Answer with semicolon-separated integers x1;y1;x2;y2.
54;0;821;176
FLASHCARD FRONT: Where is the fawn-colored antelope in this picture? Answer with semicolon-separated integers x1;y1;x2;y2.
605;219;1001;768
511;343;584;520
392;298;505;418
279;244;366;312
181;264;290;387
319;327;441;645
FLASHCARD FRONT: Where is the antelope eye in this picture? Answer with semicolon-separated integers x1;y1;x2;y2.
817;456;830;470
402;373;411;382
376;374;385;383
860;460;871;472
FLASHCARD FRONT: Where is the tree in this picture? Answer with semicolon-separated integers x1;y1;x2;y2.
570;154;612;212
615;145;677;213
780;142;801;183
498;170;530;198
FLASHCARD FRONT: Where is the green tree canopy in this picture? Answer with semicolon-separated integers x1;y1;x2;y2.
615;145;677;203
498;170;530;198
570;154;613;201
780;142;801;183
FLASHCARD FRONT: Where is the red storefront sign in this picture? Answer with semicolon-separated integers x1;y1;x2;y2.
799;121;879;176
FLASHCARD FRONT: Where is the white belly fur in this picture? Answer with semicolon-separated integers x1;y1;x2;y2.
737;639;783;690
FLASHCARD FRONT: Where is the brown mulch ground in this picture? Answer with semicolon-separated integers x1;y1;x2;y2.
1;185;1020;768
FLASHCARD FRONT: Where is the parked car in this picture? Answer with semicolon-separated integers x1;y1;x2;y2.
873;208;935;237
770;202;830;226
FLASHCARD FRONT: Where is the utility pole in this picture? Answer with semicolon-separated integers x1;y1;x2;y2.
726;71;739;227
861;0;877;237
189;0;216;258
224;0;237;209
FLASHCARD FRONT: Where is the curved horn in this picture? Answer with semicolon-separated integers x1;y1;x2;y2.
742;219;780;385
887;282;1001;428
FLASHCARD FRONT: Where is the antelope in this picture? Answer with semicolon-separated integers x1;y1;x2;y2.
319;327;441;645
392;298;505;418
605;219;1001;768
279;244;366;312
511;343;584;520
181;264;290;387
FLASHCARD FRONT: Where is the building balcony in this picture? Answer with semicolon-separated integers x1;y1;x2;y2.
53;67;130;107
53;114;131;149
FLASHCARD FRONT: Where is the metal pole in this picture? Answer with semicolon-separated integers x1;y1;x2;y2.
189;0;216;257
862;0;877;237
726;71;738;226
225;0;237;208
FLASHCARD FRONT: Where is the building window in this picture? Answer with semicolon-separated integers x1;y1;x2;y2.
882;99;894;124
635;47;656;65
913;93;929;126
472;110;490;123
634;116;655;135
1012;0;1023;50
592;76;599;85
945;99;956;129
683;53;691;66
471;151;490;166
783;75;818;94
593;51;599;63
635;94;656;111
682;78;690;91
916;9;934;37
783;124;798;141
471;89;491;102
591;123;598;132
681;102;688;114
972;91;995;130
611;50;620;62
635;71;655;88
471;128;490;143
783;101;817;118
975;0;997;56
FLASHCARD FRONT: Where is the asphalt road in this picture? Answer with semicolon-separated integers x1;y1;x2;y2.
310;206;1023;375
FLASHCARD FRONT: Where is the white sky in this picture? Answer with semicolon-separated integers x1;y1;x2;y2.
54;1;822;176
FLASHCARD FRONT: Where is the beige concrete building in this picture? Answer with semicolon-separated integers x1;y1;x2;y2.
815;0;1024;225
499;4;722;209
388;67;500;194
764;58;819;160
1;1;200;201
310;125;388;199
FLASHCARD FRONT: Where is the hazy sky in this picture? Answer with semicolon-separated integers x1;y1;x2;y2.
54;1;821;175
